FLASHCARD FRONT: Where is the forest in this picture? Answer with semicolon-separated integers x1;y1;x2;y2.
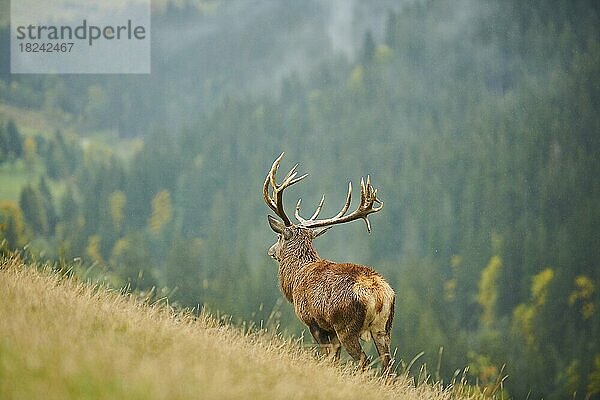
1;0;599;398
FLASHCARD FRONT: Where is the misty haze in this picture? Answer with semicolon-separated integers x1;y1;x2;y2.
0;1;599;399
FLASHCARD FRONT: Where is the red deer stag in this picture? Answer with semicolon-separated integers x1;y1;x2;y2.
263;153;395;371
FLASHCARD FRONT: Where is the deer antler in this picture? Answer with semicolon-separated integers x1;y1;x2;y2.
263;152;308;226
295;175;383;233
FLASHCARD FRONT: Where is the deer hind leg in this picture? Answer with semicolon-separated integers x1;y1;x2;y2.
372;331;392;372
335;329;369;369
338;332;369;369
308;322;335;357
372;297;394;373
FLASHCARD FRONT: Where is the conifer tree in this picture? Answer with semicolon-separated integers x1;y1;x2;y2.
19;185;49;236
361;30;376;65
5;120;23;158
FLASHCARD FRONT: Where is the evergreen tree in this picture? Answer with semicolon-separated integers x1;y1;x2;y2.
361;30;376;65
19;185;49;236
5;120;23;158
384;11;398;49
164;237;203;306
38;177;57;235
59;184;79;225
109;233;158;290
0;123;7;163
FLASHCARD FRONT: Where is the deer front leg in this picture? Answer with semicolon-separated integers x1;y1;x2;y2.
308;322;333;357
328;334;341;362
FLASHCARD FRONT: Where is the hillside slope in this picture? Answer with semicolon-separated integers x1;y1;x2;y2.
0;255;487;400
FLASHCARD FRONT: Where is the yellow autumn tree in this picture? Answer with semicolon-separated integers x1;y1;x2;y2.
85;234;104;265
348;65;365;93
588;355;600;397
568;275;596;320
478;255;502;328
0;201;29;247
148;190;173;235
512;268;555;346
444;254;461;302
531;268;554;306
110;236;131;266
375;44;393;64
23;136;37;171
108;191;126;233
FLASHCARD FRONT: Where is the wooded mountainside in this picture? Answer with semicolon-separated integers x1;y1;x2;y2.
1;1;599;398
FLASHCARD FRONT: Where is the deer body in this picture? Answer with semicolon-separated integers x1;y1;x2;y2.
264;154;395;370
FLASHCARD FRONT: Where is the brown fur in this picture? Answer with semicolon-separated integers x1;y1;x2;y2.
268;225;395;371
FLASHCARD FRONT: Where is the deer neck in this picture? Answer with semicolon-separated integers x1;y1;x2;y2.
278;241;320;302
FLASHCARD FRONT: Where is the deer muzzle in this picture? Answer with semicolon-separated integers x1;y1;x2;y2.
268;243;279;260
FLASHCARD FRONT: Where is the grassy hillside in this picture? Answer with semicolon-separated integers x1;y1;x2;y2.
0;254;499;400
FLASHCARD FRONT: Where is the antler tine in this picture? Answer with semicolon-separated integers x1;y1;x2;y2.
360;177;367;205
295;199;307;223
295;193;328;225
263;153;283;213
334;182;352;218
283;163;299;182
263;152;307;226
288;173;309;186
310;195;325;220
364;216;372;234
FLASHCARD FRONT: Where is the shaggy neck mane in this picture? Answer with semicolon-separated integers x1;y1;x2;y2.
278;228;320;302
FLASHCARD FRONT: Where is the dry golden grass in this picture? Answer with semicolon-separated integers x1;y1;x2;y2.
0;254;492;400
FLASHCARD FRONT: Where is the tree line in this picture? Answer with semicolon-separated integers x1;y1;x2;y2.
1;0;599;398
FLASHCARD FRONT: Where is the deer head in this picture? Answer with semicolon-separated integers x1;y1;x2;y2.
264;152;384;261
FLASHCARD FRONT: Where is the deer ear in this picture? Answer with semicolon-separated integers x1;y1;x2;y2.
268;215;286;234
268;215;293;239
